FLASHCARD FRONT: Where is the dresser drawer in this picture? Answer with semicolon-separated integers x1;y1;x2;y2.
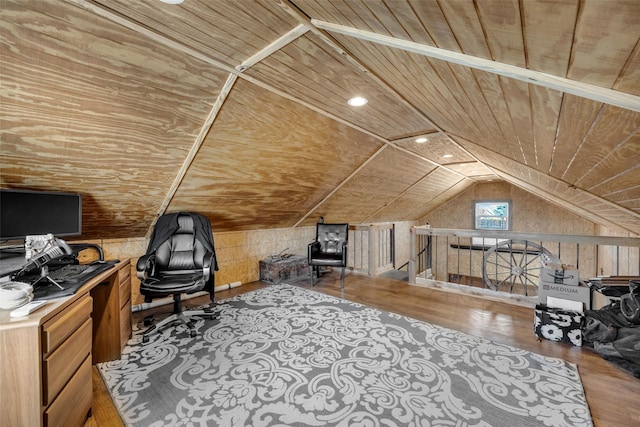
119;263;131;283
41;295;92;355
120;300;132;348
42;318;92;406
119;276;131;309
44;355;92;427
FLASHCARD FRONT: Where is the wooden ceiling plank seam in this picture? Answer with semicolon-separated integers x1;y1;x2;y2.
601;183;640;201
599;177;640;198
394;52;481;137
447;63;509;145
474;0;527;67
491;167;640;234
521;0;579;76
547;91;567;175
441;62;507;147
362;169;466;224
236;24;309;71
250;36;383;116
407;0;460;52
527;81;540;169
560;106;606;181
76;3;409;232
493;75;527;164
437;0;493;59
239;70;390;144
382;0;437;46
407;0;460;51
94;0;259;65
277;1;445;135
232;0;297;39
163;4;268;54
421;59;495;142
288;0;339;26
403;178;473;220
588;162;640;195
292;144;389;228
311;19;640;113
364;0;413;40
391;144;471;181
342;42;461;130
462;141;640;232
571;112;640;188
374;48;480;136
71;0;241;75
415;180;477;221
501;78;537;166
77;0;390;145
548;95;602;178
359;42;475;132
343;0;391;36
471;70;522;158
394;123;505;189
390;129;444;144
613;36;640;95
529;85;564;173
146;73;238;237
568;0;640;88
277;0;471;158
518;0;529;70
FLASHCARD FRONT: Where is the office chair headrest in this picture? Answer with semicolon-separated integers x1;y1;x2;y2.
176;214;195;234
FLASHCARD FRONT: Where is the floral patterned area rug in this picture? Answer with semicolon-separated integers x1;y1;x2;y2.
98;284;593;427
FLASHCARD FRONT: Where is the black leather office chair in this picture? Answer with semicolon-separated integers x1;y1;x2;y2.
308;223;349;289
136;212;218;343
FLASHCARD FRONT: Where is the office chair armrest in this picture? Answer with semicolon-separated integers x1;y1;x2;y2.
308;241;321;258
202;252;214;279
341;242;348;263
136;253;155;280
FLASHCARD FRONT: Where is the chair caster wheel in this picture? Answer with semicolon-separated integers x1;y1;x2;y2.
143;315;153;326
142;335;149;343
190;330;196;338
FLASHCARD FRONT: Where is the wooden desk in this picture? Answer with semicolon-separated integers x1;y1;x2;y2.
0;260;131;427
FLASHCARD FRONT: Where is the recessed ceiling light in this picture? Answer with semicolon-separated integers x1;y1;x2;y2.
443;154;453;158
160;0;184;4
415;137;428;143
347;97;368;107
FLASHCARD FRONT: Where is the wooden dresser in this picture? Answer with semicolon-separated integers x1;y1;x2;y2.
0;259;131;427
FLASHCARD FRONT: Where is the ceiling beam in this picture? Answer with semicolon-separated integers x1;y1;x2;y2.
449;135;640;235
236;24;309;71
312;20;640;113
146;73;239;238
292;145;389;228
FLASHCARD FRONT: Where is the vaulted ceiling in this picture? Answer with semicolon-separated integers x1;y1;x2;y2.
1;0;639;239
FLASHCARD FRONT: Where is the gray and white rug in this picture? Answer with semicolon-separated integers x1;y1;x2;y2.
99;284;592;427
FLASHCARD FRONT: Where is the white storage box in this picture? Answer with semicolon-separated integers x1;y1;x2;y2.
538;282;591;310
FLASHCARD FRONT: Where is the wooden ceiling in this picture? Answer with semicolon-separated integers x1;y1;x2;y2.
1;0;639;239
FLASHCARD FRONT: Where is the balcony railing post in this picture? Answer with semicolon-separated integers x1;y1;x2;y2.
409;226;416;284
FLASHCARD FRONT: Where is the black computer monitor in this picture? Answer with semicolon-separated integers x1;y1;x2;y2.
0;189;82;241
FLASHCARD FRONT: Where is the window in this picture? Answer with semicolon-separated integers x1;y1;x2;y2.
473;200;511;231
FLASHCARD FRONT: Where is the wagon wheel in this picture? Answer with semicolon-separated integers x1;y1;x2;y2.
482;239;554;296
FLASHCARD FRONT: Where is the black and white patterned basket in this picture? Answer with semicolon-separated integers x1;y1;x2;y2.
534;304;584;346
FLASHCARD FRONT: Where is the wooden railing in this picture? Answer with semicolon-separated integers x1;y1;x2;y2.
409;227;640;299
349;223;395;276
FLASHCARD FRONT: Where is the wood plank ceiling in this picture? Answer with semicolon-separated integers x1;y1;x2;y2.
1;0;639;238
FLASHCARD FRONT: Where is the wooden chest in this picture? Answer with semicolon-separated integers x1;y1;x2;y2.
259;255;309;284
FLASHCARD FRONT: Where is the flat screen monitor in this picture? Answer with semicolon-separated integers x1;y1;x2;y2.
0;189;82;241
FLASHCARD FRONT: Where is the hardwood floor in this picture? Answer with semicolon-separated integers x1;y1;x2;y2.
86;272;640;426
